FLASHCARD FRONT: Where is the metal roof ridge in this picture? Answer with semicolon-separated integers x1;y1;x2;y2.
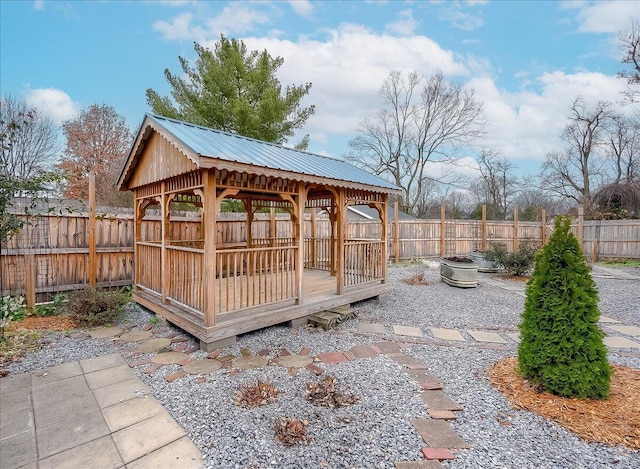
146;113;365;167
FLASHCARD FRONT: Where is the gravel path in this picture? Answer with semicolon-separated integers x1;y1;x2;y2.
4;263;640;468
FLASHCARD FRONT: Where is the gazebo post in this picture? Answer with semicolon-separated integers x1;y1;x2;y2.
336;188;345;294
160;181;168;304
295;183;306;304
203;169;217;327
380;197;388;283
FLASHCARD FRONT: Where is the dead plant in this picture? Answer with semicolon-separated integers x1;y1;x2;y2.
305;375;359;408
274;417;311;445
234;380;279;408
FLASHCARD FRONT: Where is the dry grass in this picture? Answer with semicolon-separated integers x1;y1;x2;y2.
274;417;311;446
489;357;640;449
10;315;77;331
403;272;431;286
305;376;359;408
235;381;279;408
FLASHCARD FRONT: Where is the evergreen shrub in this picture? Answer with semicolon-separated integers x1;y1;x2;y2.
485;239;539;276
518;216;611;399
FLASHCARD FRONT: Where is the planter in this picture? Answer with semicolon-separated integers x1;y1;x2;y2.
440;257;478;288
468;251;499;273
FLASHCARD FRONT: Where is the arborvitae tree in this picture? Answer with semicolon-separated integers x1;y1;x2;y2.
518;216;611;399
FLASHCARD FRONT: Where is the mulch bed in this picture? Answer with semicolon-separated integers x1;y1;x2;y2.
489;357;640;449
496;275;530;283
10;315;77;331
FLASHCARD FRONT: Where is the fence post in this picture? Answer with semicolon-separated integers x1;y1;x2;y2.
577;206;584;249
513;206;519;252
540;208;546;245
88;172;97;287
481;204;487;251
394;200;400;263
439;203;445;257
24;254;36;310
592;219;601;263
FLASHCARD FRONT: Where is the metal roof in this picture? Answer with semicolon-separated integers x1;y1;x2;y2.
147;114;400;192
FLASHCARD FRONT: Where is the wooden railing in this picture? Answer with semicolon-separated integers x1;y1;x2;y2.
215;245;298;313
344;240;384;287
304;237;332;271
136;242;161;292
166;245;204;312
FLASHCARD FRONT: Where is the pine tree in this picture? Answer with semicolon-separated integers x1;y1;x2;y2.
518;216;611;399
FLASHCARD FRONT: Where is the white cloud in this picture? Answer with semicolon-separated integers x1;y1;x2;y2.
25;88;79;124
237;23;469;148
467;71;630;169
288;0;313;19
154;3;271;40
386;9;419;36
33;0;45;11
438;3;485;31
569;1;640;34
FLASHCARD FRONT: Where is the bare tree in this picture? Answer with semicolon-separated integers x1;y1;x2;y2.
605;113;639;184
0;95;59;180
541;97;612;213
619;18;640;102
59;104;134;207
474;148;518;220
347;70;484;215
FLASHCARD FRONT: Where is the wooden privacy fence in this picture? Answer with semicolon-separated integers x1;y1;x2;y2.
2;206;639;308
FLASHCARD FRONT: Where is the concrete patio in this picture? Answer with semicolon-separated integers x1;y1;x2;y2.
0;353;203;469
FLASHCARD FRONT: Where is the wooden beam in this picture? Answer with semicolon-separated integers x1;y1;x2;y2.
160;181;168;303
439;203;446;257
394;200;399;264
540;208;546;245
513;206;519;252
381;196;389;283
203;169;217;327
481;204;487;251
295;183;306;304
577;205;584;250
310;207;317;269
336;188;345;295
24;254;36;310
88;172;96;287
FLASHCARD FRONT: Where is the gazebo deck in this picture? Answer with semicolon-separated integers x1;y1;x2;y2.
133;269;388;348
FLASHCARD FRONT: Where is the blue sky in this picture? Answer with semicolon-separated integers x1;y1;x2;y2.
2;0;639;179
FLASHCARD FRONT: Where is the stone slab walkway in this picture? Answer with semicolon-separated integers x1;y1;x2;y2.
0;353;202;469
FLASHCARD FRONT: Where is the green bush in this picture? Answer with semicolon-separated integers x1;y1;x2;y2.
62;287;128;327
485;239;539;276
518;216;611;399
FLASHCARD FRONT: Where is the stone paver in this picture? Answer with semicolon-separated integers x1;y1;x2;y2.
152;352;190;365
101;397;165;432
468;330;507;344
137;337;172;353
183;359;222;374
404;370;442;385
277;355;314;368
429;328;465;342
603;336;640;348
126;436;203;468
111;412;187;464
607;325;640;337
395;461;442;469
358;322;387;334
388;354;427;369
165;371;188;382
420;390;463;411
599;315;620;323
393;325;424;337
317;352;349;364
31;361;83;387
85;364;133;390
38;435;122;469
350;345;380;358
421;447;455;461
79;353;127;374
506;332;520;343
89;326;123;339
92;378;150;408
232;356;268;369
428;409;457;420
118;330;153;343
374;341;402;354
410;419;470;449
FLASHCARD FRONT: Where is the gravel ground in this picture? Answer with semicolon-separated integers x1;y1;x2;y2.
4;263;640;469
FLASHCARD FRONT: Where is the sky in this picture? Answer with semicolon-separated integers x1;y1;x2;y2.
2;0;640;180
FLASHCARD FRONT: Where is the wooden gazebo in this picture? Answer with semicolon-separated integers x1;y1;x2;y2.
118;115;400;350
